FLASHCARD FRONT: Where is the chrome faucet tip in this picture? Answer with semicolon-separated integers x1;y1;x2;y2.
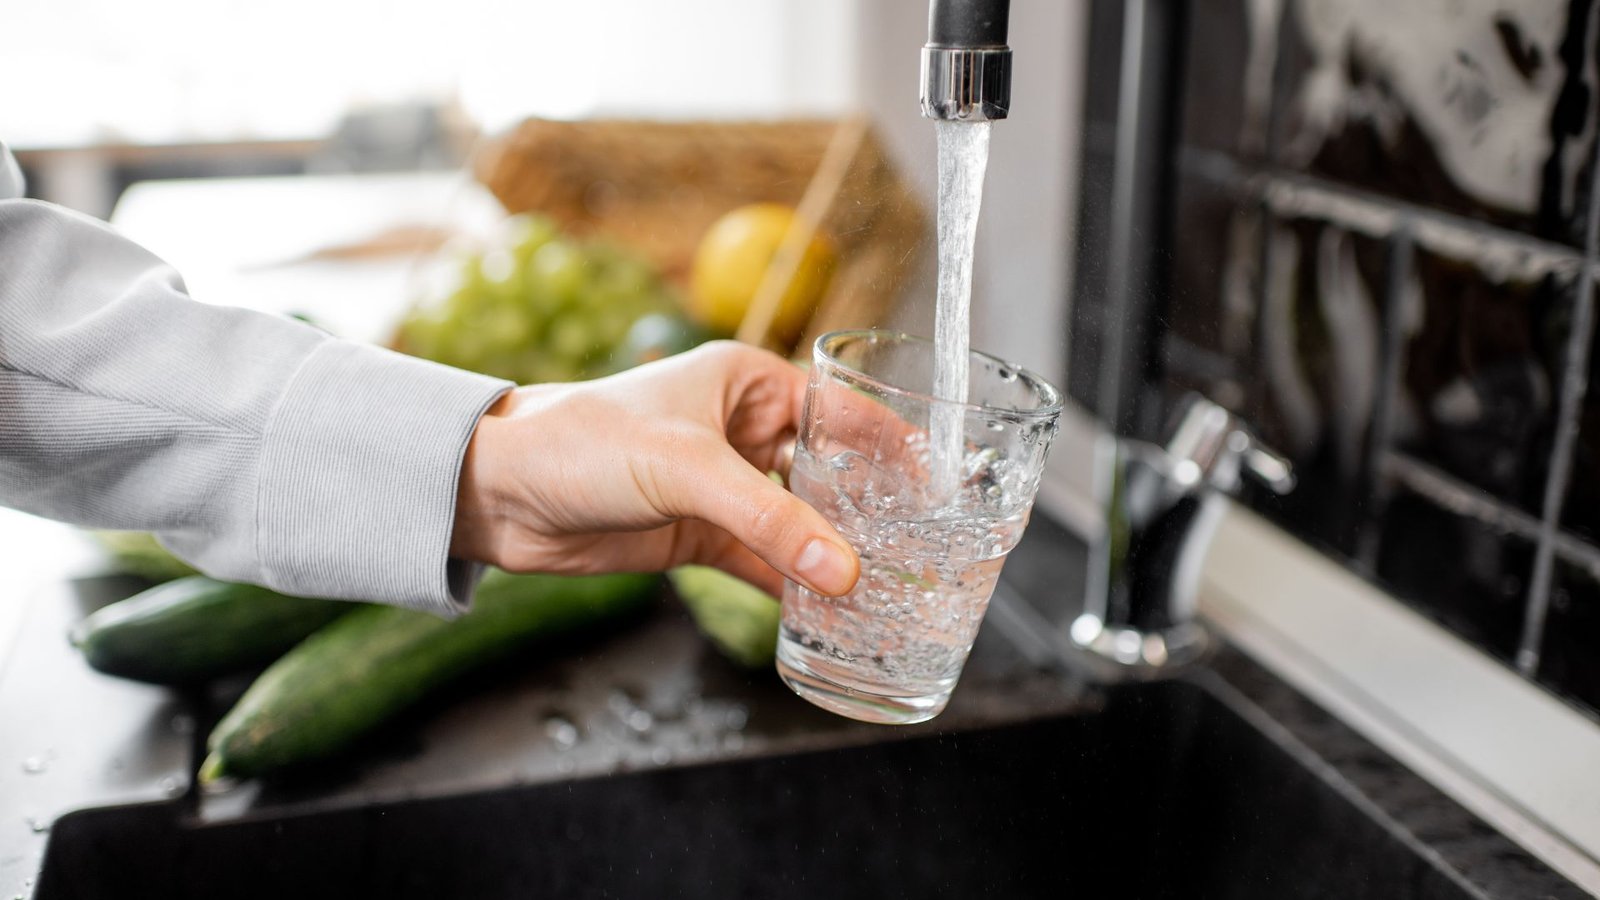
920;46;1012;121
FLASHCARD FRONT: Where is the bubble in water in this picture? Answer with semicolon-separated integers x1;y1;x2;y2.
624;709;654;734
25;816;49;834
784;444;1026;695
962;446;1000;481
724;705;749;731
828;449;867;474
650;747;672;766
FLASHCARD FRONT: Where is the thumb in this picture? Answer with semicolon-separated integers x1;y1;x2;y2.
683;447;859;596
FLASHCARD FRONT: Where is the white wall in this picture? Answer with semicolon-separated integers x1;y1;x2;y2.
852;1;1086;388
2;0;860;148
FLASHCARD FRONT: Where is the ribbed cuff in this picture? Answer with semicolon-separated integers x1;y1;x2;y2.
256;340;512;616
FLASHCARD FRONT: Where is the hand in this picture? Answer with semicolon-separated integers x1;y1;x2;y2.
450;341;859;597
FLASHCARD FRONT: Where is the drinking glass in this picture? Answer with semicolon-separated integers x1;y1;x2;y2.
777;330;1063;724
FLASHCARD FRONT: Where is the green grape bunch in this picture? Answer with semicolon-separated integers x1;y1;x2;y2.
396;215;692;384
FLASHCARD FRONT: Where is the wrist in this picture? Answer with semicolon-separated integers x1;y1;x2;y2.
450;409;512;565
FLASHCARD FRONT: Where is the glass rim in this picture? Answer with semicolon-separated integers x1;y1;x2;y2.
812;329;1065;419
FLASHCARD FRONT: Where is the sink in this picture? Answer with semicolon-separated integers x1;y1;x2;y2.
34;677;1475;899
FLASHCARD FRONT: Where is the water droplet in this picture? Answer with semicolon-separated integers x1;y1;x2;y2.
24;816;49;834
159;776;182;797
625;709;654;733
543;715;579;749
606;688;639;716
20;756;47;775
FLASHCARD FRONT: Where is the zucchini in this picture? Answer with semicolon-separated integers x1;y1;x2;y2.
201;570;660;782
70;576;352;685
668;565;781;669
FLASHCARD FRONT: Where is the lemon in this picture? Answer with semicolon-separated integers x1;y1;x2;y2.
689;203;837;342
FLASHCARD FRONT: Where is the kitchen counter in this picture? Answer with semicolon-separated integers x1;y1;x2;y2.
3;514;1586;898
0;548;1087;897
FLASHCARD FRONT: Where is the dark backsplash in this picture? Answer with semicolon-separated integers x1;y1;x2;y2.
1068;0;1600;717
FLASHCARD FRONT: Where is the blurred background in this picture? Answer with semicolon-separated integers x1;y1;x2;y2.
2;0;1080;387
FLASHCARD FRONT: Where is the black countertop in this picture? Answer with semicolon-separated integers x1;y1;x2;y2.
1;518;1587;898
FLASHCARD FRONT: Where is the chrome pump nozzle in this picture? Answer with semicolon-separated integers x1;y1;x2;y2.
920;0;1012;121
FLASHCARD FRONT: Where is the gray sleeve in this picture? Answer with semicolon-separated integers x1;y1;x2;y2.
0;197;513;616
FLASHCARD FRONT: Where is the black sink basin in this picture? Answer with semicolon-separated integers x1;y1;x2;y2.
34;677;1476;899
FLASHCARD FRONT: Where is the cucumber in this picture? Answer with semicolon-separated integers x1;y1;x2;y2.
200;570;660;782
91;530;198;582
70;576;353;685
668;565;781;669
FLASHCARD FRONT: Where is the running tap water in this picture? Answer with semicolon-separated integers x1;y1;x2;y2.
921;0;1010;503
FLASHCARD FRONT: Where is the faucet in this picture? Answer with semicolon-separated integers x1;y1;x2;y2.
1068;395;1294;679
920;0;1012;121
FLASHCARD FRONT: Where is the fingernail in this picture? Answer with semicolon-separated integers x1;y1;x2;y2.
796;538;856;596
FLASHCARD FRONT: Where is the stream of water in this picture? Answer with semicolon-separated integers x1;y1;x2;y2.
930;119;993;502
